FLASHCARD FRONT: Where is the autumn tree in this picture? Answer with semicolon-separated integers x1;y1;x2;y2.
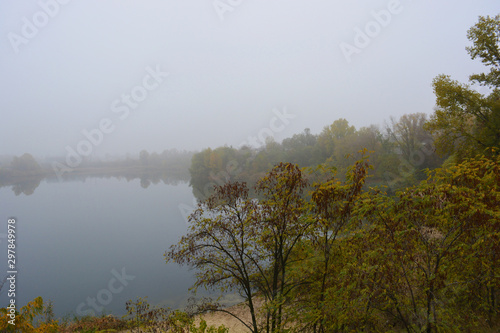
166;163;312;333
347;152;500;332
317;118;356;162
254;162;312;332
298;153;371;332
378;113;443;192
0;297;58;332
166;181;262;331
426;15;500;160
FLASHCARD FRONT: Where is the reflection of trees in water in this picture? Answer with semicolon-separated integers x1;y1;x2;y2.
1;168;190;195
140;178;151;189
10;176;43;196
108;169;189;187
1;150;193;195
0;153;45;196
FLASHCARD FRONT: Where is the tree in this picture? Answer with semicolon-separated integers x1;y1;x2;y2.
0;296;59;332
425;15;500;160
385;113;444;183
166;181;262;332
281;128;322;166
148;152;162;166
10;153;42;172
332;126;383;174
255;162;311;332
347;152;500;332
386;113;433;163
317;119;356;161
166;163;312;333
139;150;149;165
297;153;371;332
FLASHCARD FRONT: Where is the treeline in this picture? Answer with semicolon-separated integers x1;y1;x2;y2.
189;113;446;200
0;149;194;195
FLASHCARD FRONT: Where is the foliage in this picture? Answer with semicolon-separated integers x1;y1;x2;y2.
58;314;128;333
125;296;170;332
124;296;228;333
330;153;500;332
167;163;313;332
426;15;500;160
289;151;373;332
166;179;263;331
0;296;59;332
255;162;312;332
179;149;500;332
188;115;440;200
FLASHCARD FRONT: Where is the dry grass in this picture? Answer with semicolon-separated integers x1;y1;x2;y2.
194;299;266;333
58;314;129;332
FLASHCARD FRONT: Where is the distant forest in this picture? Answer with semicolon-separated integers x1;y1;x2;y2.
0;149;193;195
189;113;447;200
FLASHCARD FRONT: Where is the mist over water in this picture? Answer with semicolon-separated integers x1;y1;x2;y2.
0;178;196;318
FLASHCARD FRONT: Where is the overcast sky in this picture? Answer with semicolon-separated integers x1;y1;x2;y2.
1;1;499;158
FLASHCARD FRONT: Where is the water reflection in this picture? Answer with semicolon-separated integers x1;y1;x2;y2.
10;176;43;196
0;170;189;196
0;177;196;318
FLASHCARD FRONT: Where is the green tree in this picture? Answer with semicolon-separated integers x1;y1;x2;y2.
299;153;371;332
331;126;383;174
317;119;356;162
425;15;500;160
10;153;42;172
282;128;322;166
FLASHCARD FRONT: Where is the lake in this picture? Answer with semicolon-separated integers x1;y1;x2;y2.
0;177;199;319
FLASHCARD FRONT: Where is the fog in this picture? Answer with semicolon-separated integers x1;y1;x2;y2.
1;0;498;157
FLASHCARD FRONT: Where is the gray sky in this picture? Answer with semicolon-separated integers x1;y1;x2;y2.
1;0;499;158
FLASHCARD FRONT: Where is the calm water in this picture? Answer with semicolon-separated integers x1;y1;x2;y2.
0;177;198;318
